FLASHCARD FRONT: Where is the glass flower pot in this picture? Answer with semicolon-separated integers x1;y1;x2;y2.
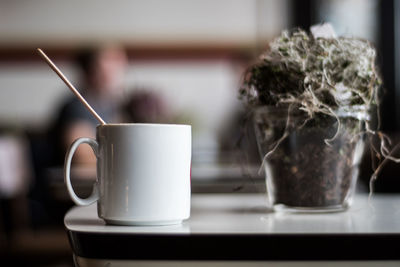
254;107;365;212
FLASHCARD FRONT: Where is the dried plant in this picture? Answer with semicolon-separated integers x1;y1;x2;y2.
240;28;380;123
239;27;397;196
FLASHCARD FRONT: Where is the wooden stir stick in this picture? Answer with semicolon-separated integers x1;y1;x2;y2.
37;48;107;125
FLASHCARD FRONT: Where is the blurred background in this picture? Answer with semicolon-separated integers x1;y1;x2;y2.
0;0;399;265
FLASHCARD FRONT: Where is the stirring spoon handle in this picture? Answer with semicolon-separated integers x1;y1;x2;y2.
37;48;106;125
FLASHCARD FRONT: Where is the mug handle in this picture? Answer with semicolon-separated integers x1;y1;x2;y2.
64;137;99;206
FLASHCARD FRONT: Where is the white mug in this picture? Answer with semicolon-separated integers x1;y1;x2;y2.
64;123;191;226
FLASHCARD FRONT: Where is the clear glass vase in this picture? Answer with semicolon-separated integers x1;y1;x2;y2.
254;107;365;212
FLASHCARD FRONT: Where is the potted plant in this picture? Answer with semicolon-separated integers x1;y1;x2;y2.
239;25;384;212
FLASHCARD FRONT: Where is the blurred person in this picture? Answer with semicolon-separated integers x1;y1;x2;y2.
122;90;171;124
50;45;128;166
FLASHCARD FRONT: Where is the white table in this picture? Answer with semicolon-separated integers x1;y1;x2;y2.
64;193;400;266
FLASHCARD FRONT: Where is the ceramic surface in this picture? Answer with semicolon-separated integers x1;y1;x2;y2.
64;123;191;225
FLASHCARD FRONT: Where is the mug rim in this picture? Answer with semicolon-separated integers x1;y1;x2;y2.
96;123;191;128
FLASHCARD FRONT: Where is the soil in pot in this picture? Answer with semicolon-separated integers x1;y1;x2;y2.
255;109;365;210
